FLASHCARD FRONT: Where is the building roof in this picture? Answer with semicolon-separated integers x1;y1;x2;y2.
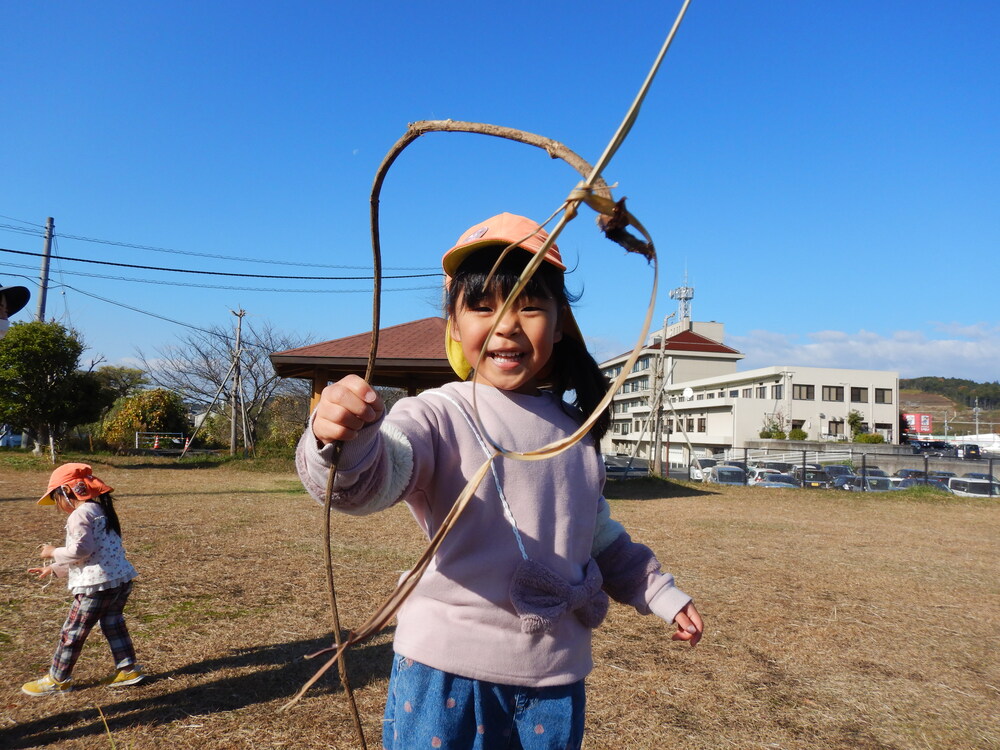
603;327;742;363
270;316;458;391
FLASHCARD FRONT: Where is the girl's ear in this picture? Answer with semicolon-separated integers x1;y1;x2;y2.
449;316;462;343
553;306;568;343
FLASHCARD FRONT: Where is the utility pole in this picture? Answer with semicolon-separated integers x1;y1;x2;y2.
230;309;245;456
36;217;54;321
650;313;675;476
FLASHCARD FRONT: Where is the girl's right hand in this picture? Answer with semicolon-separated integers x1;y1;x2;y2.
28;566;55;579
312;374;385;444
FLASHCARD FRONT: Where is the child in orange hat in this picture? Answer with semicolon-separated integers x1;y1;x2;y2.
298;213;702;748
22;463;144;696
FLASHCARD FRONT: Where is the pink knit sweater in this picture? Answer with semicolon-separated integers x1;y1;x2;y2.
297;381;690;687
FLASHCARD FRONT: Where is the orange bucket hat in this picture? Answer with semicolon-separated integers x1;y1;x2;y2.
441;212;584;379
38;463;114;506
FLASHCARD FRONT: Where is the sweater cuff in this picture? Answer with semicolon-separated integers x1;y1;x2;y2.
647;583;692;625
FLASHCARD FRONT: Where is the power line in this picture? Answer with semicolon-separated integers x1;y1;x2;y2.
0;246;440;281
0;258;440;293
0;222;437;271
58;282;229;339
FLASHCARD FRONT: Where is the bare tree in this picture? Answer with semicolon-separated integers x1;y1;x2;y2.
138;318;310;448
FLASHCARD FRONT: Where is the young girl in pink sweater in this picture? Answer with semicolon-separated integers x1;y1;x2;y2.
297;212;702;749
22;463;143;696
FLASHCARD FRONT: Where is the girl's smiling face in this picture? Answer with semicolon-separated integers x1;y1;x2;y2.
450;289;563;394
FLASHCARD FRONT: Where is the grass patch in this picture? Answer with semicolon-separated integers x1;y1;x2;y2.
1;463;997;749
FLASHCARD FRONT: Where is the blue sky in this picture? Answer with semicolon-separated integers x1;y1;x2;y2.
2;1;997;381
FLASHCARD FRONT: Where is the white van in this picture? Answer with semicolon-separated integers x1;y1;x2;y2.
947;477;999;497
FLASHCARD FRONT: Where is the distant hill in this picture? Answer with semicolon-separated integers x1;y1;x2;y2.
900;377;1000;436
899;377;1000;410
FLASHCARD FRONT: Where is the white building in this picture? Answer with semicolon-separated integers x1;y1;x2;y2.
599;318;899;465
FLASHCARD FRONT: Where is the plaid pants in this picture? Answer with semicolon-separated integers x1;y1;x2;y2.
51;580;136;682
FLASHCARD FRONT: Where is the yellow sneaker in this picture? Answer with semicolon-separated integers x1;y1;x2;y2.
22;673;72;696
106;664;145;687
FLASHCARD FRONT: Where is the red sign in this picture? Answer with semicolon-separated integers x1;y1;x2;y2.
904;413;932;434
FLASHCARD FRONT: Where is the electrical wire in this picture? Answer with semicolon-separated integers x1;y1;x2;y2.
0;247;439;281
0;259;440;293
0;222;436;271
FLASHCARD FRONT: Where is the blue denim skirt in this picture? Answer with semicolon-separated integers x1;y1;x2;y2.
382;654;586;749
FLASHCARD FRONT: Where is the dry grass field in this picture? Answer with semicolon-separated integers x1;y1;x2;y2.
1;453;997;749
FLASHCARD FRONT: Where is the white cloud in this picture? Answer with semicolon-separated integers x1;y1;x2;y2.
730;326;1000;381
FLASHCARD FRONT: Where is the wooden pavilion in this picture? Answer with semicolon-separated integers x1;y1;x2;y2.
269;316;458;409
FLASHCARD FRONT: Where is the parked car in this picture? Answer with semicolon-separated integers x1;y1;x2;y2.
755;473;800;488
831;475;857;490
911;440;957;457
749;467;781;484
894;468;928;479
822;465;854;479
895;477;952;492
857;467;888;477
947;477;999;497
791;467;833;488
963;472;999;482
689;458;717;481
956;444;981;459
930;471;957;480
842;475;893;492
723;461;749;473
759;461;793;473
704;465;747;485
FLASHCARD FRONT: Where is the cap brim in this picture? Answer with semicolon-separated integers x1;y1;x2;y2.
37;492;56;506
0;286;31;316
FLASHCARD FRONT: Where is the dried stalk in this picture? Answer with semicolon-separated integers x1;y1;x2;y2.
285;3;695;744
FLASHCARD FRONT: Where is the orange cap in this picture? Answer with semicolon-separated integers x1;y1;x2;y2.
38;463;113;506
442;213;583;380
442;212;566;277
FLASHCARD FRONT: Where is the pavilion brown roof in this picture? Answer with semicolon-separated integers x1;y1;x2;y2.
270;316;458;395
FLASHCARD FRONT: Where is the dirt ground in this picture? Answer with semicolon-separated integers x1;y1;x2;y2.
1;454;997;749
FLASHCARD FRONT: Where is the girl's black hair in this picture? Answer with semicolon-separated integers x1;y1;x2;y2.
446;246;611;444
87;492;123;538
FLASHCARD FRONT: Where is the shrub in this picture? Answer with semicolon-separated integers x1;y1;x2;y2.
772;430;787;440
854;433;885;444
788;428;808;441
759;430;773;439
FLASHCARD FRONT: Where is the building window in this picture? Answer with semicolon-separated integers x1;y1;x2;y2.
613;422;620;434
875;388;892;404
621;422;630;435
665;419;674;433
742;388;752;398
793;384;815;400
822;386;844;402
829;421;844;436
851;387;868;403
729;390;739;398
686;417;695;432
697;418;706;432
771;384;784;400
756;386;767;398
696;394;704;400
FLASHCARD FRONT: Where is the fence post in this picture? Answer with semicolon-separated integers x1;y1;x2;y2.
744;447;749;485
861;453;867;492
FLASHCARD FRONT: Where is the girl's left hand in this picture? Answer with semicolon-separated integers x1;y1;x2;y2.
38;544;56;559
28;566;55;579
671;601;704;647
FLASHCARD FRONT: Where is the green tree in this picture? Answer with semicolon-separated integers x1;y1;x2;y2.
94;365;148;403
0;321;103;451
102;389;189;450
847;409;865;439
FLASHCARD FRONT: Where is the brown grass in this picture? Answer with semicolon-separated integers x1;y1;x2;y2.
1;455;997;749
